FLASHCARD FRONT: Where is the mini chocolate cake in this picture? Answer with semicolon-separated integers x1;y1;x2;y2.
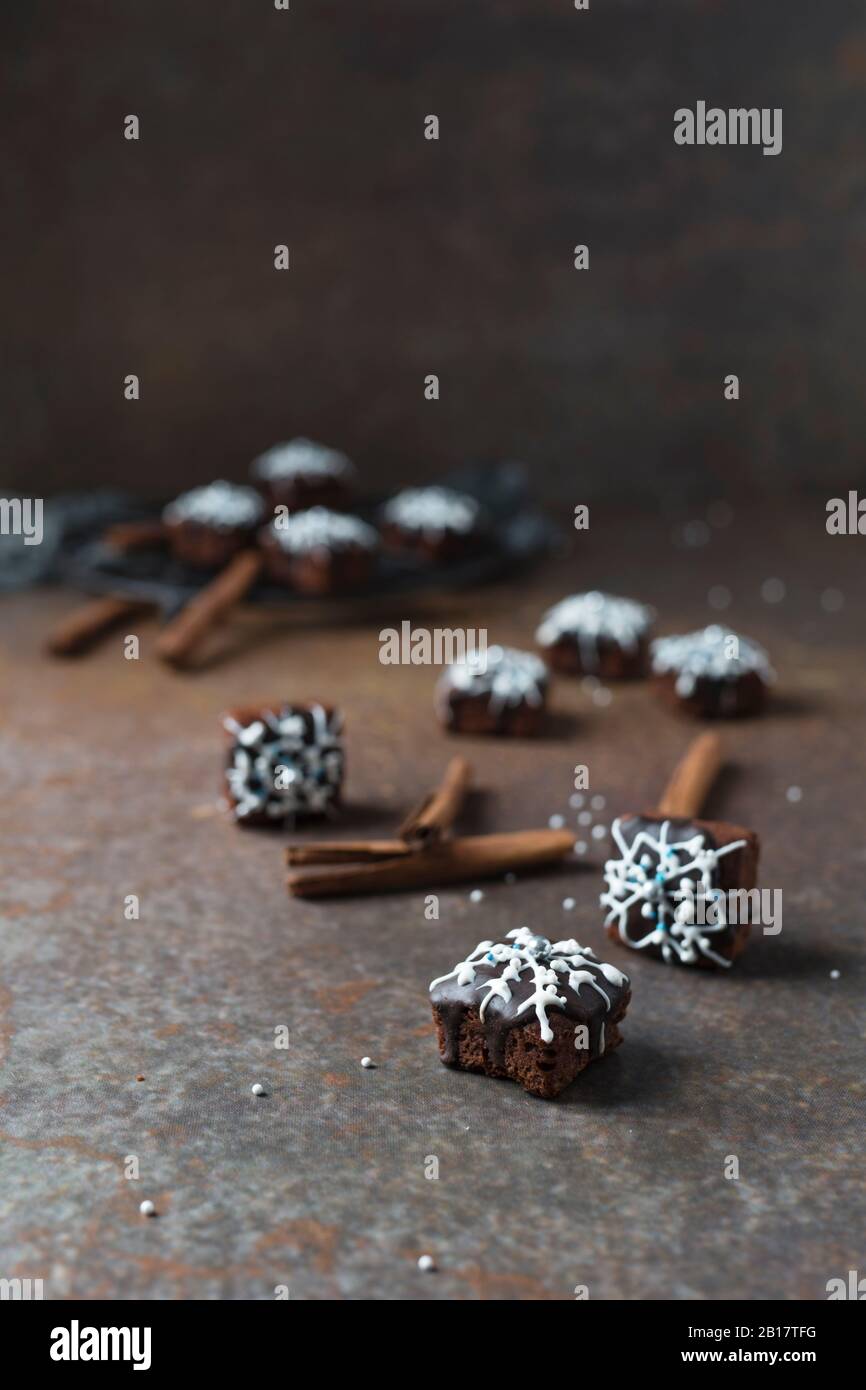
380;486;483;563
163;481;265;569
436;645;549;736
651;625;773;717
536;591;655;678
259;507;379;594
222;702;344;825
429;927;631;1099
251;437;355;511
601;815;760;967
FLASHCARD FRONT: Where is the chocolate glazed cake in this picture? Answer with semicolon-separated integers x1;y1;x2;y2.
430;927;630;1099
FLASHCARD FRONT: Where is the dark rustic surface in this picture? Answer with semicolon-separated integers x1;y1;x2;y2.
0;503;863;1300
4;0;866;503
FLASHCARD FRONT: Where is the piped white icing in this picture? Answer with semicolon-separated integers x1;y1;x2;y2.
251;438;354;483
265;507;378;554
163;481;264;530
651;625;773;698
600;817;747;967
438;645;548;714
382;486;480;537
224;703;344;820
429;927;628;1046
536;591;655;670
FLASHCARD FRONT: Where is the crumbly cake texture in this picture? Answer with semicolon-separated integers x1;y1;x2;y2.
223;703;344;825
430;928;631;1099
436;645;549;736
536;591;655;677
382;486;481;536
651;625;773;716
263;507;378;554
163;481;265;530
251;438;355;484
601;814;759;967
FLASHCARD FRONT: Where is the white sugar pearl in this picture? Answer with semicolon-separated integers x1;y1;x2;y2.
761;577;786;604
417;1255;436;1272
786;786;802;803
591;824;607;840
469;889;484;903
548;814;565;829
578;811;592;826
251;1083;266;1096
590;795;606;811
562;897;576;911
820;587;844;613
361;1057;375;1069
139;1200;156;1217
830;969;840;981
592;687;612;707
569;793;585;809
573;840;588;856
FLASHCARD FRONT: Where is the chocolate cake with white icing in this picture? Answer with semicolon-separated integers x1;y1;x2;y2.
163;481;265;568
651;625;773;717
380;485;484;563
536;590;655;678
435;645;549;736
430;927;631;1099
223;702;344;826
259;506;379;594
601;814;759;967
251;438;355;511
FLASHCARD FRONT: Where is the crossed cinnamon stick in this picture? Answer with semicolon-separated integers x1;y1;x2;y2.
285;755;575;898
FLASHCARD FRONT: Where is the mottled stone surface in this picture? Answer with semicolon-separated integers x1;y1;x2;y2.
0;504;863;1299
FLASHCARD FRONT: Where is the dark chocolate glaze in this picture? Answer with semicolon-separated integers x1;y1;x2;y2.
430;934;630;1070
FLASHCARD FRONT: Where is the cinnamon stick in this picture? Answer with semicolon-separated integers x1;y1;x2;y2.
397;755;471;844
287;828;574;899
286;839;412;866
155;550;263;667
656;733;723;819
103;520;167;551
46;596;153;656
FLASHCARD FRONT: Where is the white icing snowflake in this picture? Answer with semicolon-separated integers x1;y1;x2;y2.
382;486;480;537
600;817;747;967
163;480;264;529
266;506;378;554
252;438;354;482
536;591;654;670
224;703;344;821
651;625;773;698
440;645;548;712
429;926;628;1044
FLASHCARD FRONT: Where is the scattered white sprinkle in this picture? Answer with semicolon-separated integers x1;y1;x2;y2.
590;794;606;811
592;687;613;707
683;519;711;547
707;500;734;529
591;824;608;840
820;587;844;613
786;786;802;803
569;793;585;809
139;1200;156;1217
360;1057;375;1069
503;872;516;885
469;888;484;903
578;811;593;826
829;969;840;981
548;813;565;829
417;1255;436;1272
761;577;786;604
573;840;588;856
708;585;732;611
562;897;576;911
251;1083;266;1096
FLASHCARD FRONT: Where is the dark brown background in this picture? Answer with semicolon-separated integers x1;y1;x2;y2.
4;0;866;504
